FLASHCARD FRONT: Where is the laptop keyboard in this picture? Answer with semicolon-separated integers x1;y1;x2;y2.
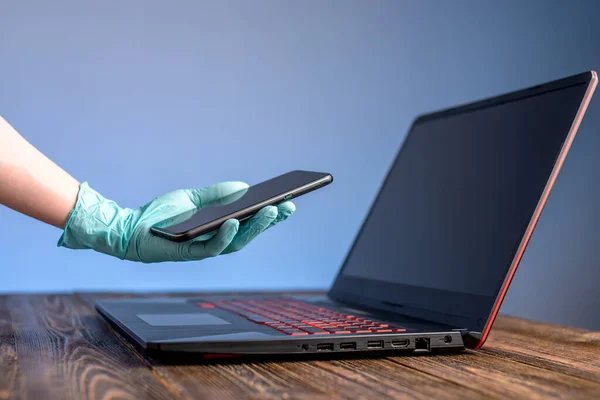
194;298;406;336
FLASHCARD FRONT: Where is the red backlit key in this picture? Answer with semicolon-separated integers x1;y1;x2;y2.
210;298;407;336
300;327;329;334
244;314;278;324
195;303;215;309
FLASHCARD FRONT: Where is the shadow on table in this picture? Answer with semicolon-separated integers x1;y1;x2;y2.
146;348;467;366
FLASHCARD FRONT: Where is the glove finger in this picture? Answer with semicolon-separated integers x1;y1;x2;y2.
268;201;296;228
188;219;239;259
192;230;218;241
133;233;192;263
184;182;249;209
173;201;294;244
223;206;278;254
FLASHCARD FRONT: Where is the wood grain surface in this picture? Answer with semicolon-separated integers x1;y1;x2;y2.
0;292;597;400
1;294;177;400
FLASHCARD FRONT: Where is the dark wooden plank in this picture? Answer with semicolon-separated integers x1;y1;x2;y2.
0;296;20;400
388;349;600;399
144;356;491;400
481;316;600;381
5;295;178;400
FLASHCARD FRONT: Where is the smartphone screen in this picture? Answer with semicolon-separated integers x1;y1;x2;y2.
151;170;332;241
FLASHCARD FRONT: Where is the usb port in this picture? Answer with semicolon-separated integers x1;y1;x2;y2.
392;339;409;348
317;343;334;351
367;340;383;349
340;342;356;350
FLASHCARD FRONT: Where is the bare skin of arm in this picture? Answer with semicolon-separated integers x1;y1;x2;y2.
0;115;80;228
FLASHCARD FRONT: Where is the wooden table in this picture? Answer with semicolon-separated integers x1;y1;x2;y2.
1;292;598;400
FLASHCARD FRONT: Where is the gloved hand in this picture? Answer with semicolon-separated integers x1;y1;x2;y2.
57;181;295;263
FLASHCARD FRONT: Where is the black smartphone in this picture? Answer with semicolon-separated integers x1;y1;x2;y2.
150;170;333;242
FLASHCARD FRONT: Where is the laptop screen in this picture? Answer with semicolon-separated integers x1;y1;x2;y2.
330;76;592;331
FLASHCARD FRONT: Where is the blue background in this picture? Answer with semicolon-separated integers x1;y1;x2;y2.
1;0;599;330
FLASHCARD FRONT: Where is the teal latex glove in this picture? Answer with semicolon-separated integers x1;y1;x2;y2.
58;181;295;263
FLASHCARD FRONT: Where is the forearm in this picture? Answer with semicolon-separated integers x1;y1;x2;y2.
0;115;80;228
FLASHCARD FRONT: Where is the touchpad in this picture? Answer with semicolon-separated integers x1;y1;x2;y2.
137;313;231;326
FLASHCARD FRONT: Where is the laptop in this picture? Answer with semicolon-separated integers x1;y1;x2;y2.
96;71;597;358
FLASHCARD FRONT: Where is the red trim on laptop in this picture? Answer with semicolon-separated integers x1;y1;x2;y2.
474;71;598;349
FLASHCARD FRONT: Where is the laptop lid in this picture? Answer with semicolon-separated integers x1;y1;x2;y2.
329;71;597;347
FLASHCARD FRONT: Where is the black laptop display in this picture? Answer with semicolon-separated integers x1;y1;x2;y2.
96;71;597;357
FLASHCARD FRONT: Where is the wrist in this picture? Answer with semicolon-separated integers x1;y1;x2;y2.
57;182;134;259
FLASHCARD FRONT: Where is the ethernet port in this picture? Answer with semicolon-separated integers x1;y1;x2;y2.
415;337;430;350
